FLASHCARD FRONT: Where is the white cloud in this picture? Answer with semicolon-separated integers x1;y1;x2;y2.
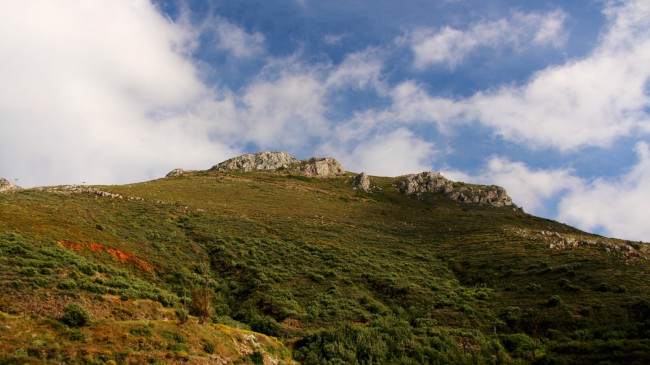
379;0;649;151
325;49;385;93
324;34;345;46
558;142;650;242
329;129;436;177
240;71;328;148
410;9;566;68
465;0;650;150
0;0;237;186
211;17;265;58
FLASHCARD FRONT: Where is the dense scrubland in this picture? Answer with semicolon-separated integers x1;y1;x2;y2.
1;170;649;364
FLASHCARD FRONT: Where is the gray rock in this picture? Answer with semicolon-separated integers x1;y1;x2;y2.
165;168;186;178
0;178;18;192
209;152;345;178
353;172;371;192
396;171;519;209
298;158;344;177
210;152;299;172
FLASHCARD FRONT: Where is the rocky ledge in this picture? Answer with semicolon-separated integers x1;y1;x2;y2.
208;151;344;178
0;178;19;192
396;172;519;209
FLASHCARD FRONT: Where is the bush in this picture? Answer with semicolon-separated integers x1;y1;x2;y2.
204;342;215;354
60;303;90;327
547;295;563;308
175;308;189;324
130;325;152;337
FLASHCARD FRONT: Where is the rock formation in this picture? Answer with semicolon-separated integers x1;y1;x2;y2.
0;178;18;192
165;168;187;178
352;172;371;192
396;172;518;209
211;152;299;172
210;152;345;178
297;158;344;177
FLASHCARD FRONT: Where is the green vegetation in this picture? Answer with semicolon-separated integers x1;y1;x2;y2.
59;303;89;328
1;170;649;363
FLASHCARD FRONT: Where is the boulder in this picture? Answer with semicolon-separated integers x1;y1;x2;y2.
0;178;18;192
298;158;344;177
165;168;186;178
352;172;371;192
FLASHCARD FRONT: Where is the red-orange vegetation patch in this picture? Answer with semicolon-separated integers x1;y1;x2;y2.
59;240;84;253
57;240;154;272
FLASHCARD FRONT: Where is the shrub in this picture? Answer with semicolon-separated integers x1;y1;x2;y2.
204;342;215;354
175;308;189;324
68;330;85;341
250;351;264;365
546;295;563;308
130;325;152;337
60;303;90;327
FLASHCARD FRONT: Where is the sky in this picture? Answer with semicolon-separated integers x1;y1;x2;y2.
0;0;649;241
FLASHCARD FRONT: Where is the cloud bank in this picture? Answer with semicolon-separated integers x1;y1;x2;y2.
0;0;237;186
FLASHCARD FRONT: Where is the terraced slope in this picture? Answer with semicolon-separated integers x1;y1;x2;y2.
1;170;649;364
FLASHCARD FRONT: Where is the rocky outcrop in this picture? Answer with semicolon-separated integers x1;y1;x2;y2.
297;158;344;177
0;178;18;192
165;168;187;178
210;152;345;178
396;172;518;208
353;172;371;192
211;152;299;172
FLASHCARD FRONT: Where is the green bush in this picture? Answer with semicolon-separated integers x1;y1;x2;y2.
130;325;152;337
175;308;189;324
60;303;90;327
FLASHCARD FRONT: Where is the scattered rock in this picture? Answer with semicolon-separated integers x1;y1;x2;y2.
396;172;518;208
0;178;18;192
165;168;187;178
529;230;648;262
211;152;299;172
35;185;144;202
352;172;371;192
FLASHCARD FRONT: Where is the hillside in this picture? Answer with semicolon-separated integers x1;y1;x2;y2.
1;153;650;364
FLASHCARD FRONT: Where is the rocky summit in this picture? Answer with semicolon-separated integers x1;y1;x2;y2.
0;177;18;192
209;151;344;178
396;171;518;209
211;151;299;172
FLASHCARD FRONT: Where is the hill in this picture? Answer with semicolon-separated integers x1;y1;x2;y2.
1;152;650;364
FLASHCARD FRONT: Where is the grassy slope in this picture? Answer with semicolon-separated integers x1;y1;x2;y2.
1;170;649;364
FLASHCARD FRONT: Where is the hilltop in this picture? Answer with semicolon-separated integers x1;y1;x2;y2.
1;152;650;364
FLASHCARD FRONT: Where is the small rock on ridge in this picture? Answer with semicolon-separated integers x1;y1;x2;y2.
0;178;18;192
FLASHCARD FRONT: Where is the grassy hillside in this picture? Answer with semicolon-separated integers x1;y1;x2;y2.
1;170;649;364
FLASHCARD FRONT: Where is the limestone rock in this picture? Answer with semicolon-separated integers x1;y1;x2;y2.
396;172;519;209
165;168;187;178
0;178;18;192
209;152;345;177
210;152;299;172
298;158;344;177
353;172;371;192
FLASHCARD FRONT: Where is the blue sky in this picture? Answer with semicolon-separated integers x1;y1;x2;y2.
0;0;649;241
